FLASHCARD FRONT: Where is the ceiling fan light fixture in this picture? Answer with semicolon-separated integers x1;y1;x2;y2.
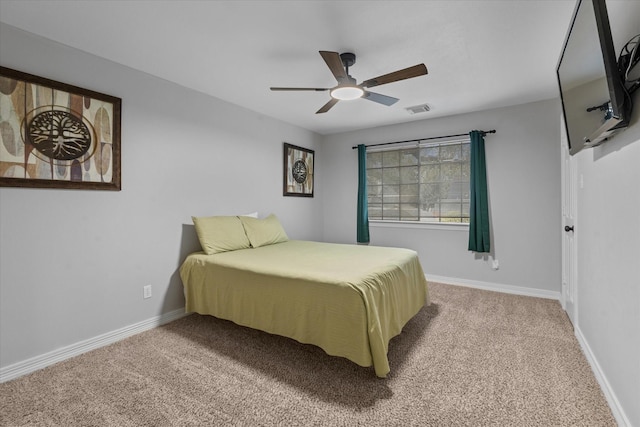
330;85;364;101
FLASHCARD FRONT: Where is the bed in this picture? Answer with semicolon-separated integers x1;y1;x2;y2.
179;214;429;378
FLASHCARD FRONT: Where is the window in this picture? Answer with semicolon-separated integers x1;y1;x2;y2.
366;139;470;223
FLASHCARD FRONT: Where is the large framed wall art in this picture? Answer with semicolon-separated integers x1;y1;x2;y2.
0;66;122;190
283;143;314;197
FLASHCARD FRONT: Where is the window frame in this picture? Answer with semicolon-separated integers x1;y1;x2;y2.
365;137;471;227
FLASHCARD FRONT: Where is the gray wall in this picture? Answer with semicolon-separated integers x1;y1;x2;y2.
571;1;640;423
0;24;323;368
320;99;563;295
574;94;640;426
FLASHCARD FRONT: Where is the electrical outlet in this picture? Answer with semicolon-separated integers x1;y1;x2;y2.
143;285;152;299
491;259;500;270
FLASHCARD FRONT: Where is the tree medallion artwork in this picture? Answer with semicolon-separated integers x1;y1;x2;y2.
283;143;314;197
291;159;308;184
0;66;121;190
28;109;93;161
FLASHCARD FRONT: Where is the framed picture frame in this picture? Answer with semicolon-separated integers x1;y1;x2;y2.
0;66;122;190
283;143;314;197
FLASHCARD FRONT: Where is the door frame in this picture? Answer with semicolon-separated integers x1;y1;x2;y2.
560;117;578;325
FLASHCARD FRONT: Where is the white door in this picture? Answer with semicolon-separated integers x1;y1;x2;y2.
561;119;577;326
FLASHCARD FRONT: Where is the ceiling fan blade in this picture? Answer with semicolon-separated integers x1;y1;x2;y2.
319;51;348;82
363;91;399;106
316;98;339;114
270;87;330;91
360;64;428;89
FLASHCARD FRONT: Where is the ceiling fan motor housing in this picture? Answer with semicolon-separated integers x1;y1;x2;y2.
340;52;357;69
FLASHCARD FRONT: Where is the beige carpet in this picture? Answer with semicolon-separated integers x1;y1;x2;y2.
0;282;615;426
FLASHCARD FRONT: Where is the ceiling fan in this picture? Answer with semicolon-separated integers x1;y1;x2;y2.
270;51;428;114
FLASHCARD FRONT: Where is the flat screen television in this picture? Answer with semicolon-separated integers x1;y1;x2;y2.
557;0;632;155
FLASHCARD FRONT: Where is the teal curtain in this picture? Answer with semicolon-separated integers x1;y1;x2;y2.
357;144;370;244
468;130;490;252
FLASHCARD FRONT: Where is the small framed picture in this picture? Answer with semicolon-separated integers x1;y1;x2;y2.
283;143;314;197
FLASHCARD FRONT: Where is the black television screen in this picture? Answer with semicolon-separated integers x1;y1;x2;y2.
557;0;631;155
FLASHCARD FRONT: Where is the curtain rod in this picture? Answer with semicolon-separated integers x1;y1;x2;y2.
350;129;496;150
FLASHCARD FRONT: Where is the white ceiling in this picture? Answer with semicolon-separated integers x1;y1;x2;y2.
0;0;594;135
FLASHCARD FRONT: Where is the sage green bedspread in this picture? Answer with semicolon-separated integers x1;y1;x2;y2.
179;240;429;377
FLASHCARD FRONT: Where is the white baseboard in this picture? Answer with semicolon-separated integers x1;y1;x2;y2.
426;274;561;300
574;326;630;427
0;308;188;384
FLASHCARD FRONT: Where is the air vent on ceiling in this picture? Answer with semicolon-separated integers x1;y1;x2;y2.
405;103;431;115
